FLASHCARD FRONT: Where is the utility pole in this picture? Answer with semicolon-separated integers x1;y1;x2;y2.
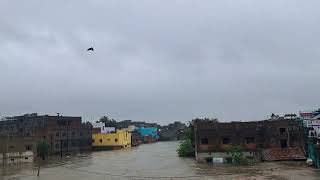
58;113;62;159
6;133;9;165
66;117;69;156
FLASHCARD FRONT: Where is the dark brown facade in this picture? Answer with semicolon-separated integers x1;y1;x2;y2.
194;118;306;162
131;131;142;146
0;113;92;156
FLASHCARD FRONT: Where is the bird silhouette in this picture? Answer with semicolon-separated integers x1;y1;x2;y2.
87;47;94;51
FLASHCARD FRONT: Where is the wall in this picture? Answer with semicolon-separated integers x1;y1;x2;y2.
0;114;93;156
0;136;36;164
137;127;158;138
196;151;258;163
194;118;306;162
92;130;131;148
92;123;115;134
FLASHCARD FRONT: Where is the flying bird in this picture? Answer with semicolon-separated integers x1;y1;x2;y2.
87;47;94;51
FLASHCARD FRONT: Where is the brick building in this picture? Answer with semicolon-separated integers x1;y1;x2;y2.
194;117;306;163
0;113;92;159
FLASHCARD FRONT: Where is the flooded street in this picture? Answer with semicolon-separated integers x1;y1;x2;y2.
1;141;319;180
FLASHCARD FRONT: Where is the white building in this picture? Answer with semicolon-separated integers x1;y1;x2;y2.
92;123;115;134
0;151;34;164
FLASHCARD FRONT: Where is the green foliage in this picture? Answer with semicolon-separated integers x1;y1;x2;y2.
225;145;255;166
185;123;195;145
177;139;195;157
37;139;49;160
177;122;195;157
192;117;219;123
97;116;118;128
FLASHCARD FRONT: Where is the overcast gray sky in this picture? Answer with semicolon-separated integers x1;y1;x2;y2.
0;1;319;124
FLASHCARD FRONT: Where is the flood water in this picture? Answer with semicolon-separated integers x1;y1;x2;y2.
1;141;320;180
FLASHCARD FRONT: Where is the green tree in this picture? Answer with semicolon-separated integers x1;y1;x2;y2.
225;145;253;165
96;116;118;128
177;139;194;157
177;122;195;157
37;139;49;176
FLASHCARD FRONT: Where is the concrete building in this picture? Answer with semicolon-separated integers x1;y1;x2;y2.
0;136;36;164
159;121;187;141
92;130;131;150
0;113;93;160
299;109;320;168
92;123;115;134
136;127;158;143
194;117;306;163
131;130;142;146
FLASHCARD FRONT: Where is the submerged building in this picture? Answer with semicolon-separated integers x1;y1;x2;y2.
92;130;131;150
299;109;320;168
194;116;306;163
136;127;158;143
0;113;92;164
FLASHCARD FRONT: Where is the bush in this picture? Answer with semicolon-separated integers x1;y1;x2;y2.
177;139;195;157
225;145;254;166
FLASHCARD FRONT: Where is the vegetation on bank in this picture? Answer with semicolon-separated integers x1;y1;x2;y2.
177;118;255;166
225;145;256;166
177;122;195;157
177;118;217;157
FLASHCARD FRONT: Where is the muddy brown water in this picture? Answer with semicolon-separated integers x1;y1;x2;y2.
1;141;319;180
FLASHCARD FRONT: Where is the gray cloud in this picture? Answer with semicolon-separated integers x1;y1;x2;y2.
1;0;320;124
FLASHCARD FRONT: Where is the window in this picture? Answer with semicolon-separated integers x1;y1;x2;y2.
281;139;288;148
56;132;59;137
25;157;28;160
222;138;230;145
63;132;66;137
10;146;14;149
115;139;118;142
72;142;76;147
206;158;212;163
92;139;95;143
80;132;83;136
55;143;60;149
100;139;102;143
108;139;110;141
25;145;33;151
200;137;208;145
245;137;255;144
258;144;264;148
279;128;286;135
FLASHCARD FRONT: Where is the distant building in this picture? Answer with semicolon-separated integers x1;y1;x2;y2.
131;130;142;146
92;130;131;150
194;117;306;163
0;113;92;163
159;121;187;141
123;125;136;132
299;109;320;168
136;127;158;143
92;123;115;134
0;136;35;164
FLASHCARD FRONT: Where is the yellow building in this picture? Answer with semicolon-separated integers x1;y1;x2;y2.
92;130;131;150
